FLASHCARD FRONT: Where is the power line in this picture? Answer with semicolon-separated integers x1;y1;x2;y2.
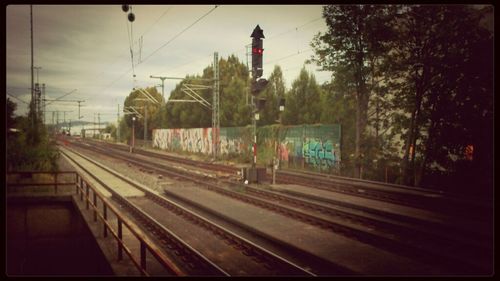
90;6;173;83
267;17;322;41
126;13;136;77
99;6;219;93
138;5;219;67
7;92;30;104
264;48;313;65
136;6;172;41
154;16;322;77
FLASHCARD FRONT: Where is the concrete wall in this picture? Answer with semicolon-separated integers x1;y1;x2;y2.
6;200;113;275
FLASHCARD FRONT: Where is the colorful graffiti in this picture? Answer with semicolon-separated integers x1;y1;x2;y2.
277;138;338;169
302;139;337;169
153;124;341;172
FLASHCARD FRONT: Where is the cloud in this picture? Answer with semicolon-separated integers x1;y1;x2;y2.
7;4;331;122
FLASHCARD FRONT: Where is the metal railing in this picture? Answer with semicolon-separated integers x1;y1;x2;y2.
74;173;186;276
6;170;185;276
6;171;77;194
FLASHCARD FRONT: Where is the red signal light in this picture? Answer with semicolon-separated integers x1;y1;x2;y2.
252;48;263;55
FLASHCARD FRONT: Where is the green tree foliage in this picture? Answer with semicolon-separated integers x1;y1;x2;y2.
309;4;492;193
258;65;286;126
7;114;59;172
282;67;322;125
104;123;117;139
310;5;395;177
319;81;357;175
7;98;17;132
118;117;131;144
386;5;493;192
123;86;162;140
165;55;250;129
165;75;212;128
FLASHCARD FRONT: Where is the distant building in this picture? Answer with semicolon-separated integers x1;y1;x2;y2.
101;133;111;140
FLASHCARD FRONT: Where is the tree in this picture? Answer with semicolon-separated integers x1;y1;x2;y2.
310;5;395;177
104;123;117;139
258;65;286;126
7;98;16;132
165;55;250;129
282;67;322;125
386;5;493;191
123;87;162;140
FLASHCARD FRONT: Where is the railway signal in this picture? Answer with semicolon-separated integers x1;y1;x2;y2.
251;25;265;79
250;25;268;97
279;97;286;112
251;79;269;96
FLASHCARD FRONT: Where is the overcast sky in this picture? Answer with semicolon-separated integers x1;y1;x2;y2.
6;5;332;124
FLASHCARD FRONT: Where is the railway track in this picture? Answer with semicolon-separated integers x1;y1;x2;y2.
80;138;490;218
59;145;315;276
275;168;492;219
63;138;492;274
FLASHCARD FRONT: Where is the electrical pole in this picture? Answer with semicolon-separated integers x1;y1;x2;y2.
98;113;101;139
30;5;34;130
144;102;147;141
150;75;167;103
246;44;251;105
212;52;220;159
117;104;120;142
42;83;45;124
34;66;41;84
33;67;42;123
77;100;84;119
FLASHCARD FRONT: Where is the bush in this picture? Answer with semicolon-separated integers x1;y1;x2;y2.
7;119;60;172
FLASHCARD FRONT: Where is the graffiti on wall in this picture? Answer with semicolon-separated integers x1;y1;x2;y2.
302;138;337;169
277;138;339;169
153;127;247;156
220;137;246;155
153;128;212;154
153;124;341;172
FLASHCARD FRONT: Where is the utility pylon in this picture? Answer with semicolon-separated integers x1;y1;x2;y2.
149;75;168;103
42;84;46;124
212;52;220;159
117;104;120;142
160;52;220;159
43;99;85;124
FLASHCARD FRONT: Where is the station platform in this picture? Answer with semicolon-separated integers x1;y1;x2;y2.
60;147;145;198
267;183;489;236
162;182;444;275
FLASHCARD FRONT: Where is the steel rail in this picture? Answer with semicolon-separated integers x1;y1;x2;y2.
66;140;488;274
73;138;491;274
60;147;229;276
60;144;314;276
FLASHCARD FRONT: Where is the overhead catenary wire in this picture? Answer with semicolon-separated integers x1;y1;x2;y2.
266;17;322;41
7;92;30;104
154;16;322;77
126;13;136;77
136;6;172;41
138;5;219;67
264;48;313;65
98;5;219;95
90;6;172;83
